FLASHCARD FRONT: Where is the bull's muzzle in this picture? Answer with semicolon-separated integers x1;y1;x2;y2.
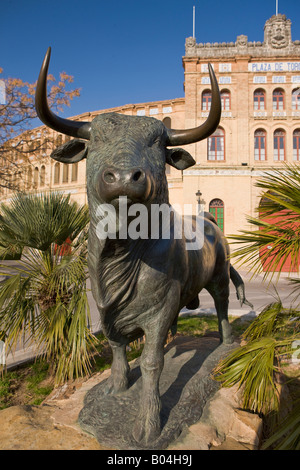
99;167;152;203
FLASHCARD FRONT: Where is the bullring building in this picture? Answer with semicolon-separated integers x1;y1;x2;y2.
2;14;300;269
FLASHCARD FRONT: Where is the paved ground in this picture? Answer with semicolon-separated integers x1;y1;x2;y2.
196;268;299;314
3;263;299;368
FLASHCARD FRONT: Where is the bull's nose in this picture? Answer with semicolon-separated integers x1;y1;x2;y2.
130;169;145;183
102;168;146;185
102;168;118;184
99;167;151;202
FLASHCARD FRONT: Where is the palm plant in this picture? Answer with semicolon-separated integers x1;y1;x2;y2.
0;192;98;385
214;163;300;449
214;301;299;415
229;163;300;284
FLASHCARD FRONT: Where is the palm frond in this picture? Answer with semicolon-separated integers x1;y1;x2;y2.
229;163;300;280
214;337;281;414
262;401;300;450
0;192;96;384
242;301;300;341
0;191;89;252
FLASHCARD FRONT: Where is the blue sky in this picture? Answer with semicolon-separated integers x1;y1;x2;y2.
1;0;300;123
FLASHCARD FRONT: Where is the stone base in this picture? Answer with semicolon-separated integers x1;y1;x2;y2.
78;335;237;450
0;334;263;450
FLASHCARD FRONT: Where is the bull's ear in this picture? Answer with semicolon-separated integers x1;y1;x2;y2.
51;139;88;163
166;148;196;170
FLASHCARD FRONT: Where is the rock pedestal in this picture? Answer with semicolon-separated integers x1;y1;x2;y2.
78;335;237;449
0;335;262;450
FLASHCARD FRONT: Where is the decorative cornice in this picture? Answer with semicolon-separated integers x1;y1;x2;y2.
185;15;300;60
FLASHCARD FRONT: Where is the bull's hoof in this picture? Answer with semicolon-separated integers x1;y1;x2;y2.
220;321;233;345
103;376;128;395
132;419;161;445
222;335;234;345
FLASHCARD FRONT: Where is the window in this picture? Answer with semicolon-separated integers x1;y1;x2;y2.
202;90;212;111
292;89;300;110
33;167;39;188
254;89;265;110
149;108;158;115
273;89;285;110
293;129;300;161
273;129;285;161
40;165;46;187
56;135;62;146
62;163;68;183
27;167;32;188
54;162;60;184
71;162;78;182
207;127;225;161
220;90;230;111
209;199;224;233
254;129;267;161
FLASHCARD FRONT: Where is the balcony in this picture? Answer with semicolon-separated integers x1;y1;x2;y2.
273;111;287;119
254;111;267;119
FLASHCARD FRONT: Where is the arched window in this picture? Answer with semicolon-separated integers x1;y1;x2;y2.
62;163;68;183
292;89;300;110
54;162;60;184
207;127;225;161
56;135;62;146
273;89;285;110
162;117;171;129
254;129;267;161
220;90;230;111
209;199;224;233
293;129;300;161
27;167;32;188
254;89;266;110
71;162;78;182
40;165;46;187
202;90;212;111
33;167;39;188
273;129;286;161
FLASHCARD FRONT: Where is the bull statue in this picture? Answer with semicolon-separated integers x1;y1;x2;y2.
35;48;252;445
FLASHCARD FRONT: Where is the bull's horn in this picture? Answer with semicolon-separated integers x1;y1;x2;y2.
35;47;91;140
166;63;221;146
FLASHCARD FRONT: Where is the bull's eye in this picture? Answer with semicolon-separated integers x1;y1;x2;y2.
150;137;161;147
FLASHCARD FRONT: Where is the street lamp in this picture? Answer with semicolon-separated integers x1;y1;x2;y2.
195;190;202;215
195;190;202;205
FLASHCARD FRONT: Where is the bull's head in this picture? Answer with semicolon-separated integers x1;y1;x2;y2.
35;48;221;206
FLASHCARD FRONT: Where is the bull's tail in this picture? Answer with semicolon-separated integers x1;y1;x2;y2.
230;265;253;309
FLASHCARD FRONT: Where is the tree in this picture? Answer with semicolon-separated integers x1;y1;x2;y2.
0;192;97;385
0;66;80;191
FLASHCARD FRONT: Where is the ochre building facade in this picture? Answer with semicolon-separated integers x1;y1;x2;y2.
2;14;300;241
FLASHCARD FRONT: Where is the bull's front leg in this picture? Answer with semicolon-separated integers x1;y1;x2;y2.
103;340;130;395
131;301;177;446
132;332;165;444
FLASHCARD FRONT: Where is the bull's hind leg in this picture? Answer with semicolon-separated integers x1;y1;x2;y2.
103;340;130;395
206;276;233;345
